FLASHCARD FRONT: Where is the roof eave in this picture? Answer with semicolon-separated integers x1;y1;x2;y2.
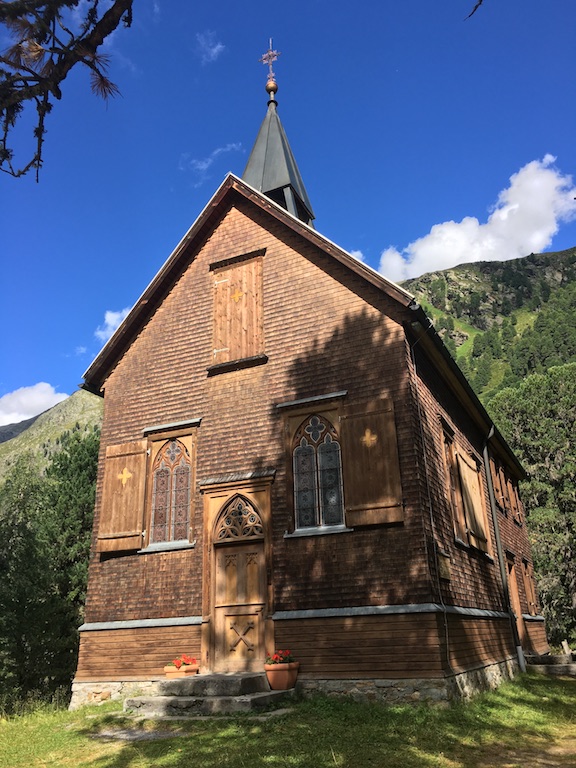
82;174;239;392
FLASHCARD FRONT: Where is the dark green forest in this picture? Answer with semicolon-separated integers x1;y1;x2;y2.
0;427;99;712
490;364;576;646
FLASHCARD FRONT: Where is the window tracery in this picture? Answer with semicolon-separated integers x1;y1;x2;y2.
214;496;264;542
293;414;344;529
150;439;192;543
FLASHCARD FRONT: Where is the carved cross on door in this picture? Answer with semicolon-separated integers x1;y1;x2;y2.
229;619;255;651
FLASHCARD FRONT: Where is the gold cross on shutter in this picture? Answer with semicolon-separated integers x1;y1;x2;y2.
361;428;378;449
117;466;133;486
230;288;244;303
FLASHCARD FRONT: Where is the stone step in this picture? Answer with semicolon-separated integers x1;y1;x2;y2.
526;653;573;665
527;663;576;677
124;689;295;717
156;673;269;698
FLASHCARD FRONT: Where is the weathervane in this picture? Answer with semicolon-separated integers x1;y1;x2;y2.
259;38;280;83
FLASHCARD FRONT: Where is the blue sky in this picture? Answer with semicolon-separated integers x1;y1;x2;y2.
1;0;575;425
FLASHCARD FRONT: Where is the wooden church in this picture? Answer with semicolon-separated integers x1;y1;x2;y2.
71;52;548;707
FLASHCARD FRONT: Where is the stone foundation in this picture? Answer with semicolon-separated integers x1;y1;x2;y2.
70;657;519;710
70;679;164;710
297;657;519;705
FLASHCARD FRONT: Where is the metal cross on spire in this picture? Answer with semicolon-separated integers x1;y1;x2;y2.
259;38;280;82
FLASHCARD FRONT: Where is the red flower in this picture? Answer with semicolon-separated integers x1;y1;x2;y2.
266;649;296;664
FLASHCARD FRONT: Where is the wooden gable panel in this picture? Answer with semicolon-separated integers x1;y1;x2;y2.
213;256;263;364
97;440;148;552
341;399;403;526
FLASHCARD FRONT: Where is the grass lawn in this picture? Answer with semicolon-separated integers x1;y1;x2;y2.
1;674;576;768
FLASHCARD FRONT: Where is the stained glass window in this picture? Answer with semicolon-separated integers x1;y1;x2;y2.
150;439;191;543
293;415;344;529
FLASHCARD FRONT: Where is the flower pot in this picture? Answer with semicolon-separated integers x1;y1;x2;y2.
182;664;199;675
264;661;300;690
164;665;185;678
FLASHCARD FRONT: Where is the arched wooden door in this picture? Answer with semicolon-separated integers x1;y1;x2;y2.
212;495;267;672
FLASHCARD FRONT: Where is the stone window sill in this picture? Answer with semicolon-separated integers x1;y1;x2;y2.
284;525;353;538
138;540;196;554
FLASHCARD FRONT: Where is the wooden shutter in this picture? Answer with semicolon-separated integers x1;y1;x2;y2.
490;458;503;509
507;476;520;523
213;257;263;364
456;452;489;552
341;399;403;526
445;434;467;542
97;440;148;552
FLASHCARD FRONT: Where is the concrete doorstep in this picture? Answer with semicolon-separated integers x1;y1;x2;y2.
123;673;297;717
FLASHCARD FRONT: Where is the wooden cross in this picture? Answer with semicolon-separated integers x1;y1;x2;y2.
117;466;133;486
361;428;378;449
230;287;244;303
229;620;255;650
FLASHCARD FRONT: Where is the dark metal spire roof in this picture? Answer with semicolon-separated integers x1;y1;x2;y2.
242;43;315;227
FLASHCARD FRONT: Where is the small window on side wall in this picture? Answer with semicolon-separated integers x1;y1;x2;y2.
293;414;345;529
442;426;491;553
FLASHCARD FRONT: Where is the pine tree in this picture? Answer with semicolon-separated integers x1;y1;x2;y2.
489;363;576;644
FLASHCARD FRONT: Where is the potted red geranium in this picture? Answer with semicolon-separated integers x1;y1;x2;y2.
163;654;199;677
264;650;299;690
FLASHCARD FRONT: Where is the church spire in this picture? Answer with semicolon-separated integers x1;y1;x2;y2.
242;41;315;227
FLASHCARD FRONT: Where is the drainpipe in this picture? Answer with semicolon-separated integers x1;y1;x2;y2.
483;426;526;673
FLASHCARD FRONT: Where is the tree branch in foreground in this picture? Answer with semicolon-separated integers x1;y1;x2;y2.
0;0;133;180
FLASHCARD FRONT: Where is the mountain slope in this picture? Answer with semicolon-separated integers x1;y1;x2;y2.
0;389;103;485
401;247;576;402
403;247;576;329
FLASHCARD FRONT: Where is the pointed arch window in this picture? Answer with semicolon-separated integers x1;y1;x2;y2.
214;495;264;543
150;439;192;543
293;414;344;529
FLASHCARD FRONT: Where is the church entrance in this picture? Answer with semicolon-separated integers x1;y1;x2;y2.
212;495;267;672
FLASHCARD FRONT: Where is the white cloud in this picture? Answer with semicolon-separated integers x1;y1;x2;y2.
379;155;576;282
178;142;242;187
75;346;87;356
95;307;131;344
349;249;365;262
0;383;68;426
196;31;225;65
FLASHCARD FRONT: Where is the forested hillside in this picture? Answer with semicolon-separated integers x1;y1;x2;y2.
403;246;576;404
0;389;103;484
0;392;102;712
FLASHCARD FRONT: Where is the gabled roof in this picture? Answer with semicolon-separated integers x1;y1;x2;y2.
82;173;523;476
83;173;412;395
242;89;314;226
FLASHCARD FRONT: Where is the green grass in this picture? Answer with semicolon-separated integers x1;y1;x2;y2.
2;675;576;767
513;308;536;335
